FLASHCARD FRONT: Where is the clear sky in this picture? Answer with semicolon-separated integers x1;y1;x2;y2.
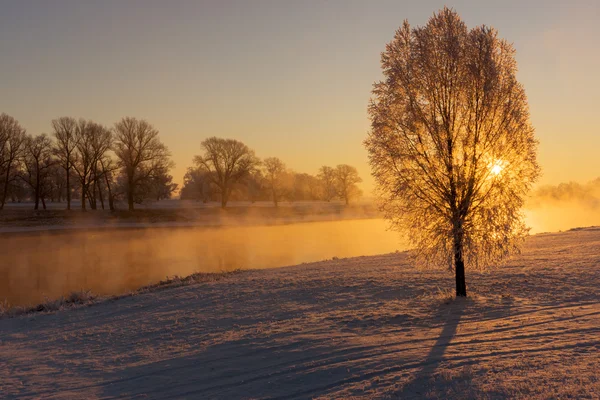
0;0;598;193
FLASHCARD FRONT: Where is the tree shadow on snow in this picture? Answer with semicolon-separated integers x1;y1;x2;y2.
394;298;469;399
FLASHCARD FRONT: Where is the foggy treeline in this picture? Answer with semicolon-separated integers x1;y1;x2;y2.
0;114;176;211
180;137;362;207
0;116;363;211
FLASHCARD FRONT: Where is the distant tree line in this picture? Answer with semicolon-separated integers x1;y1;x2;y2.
180;137;362;207
0;114;176;211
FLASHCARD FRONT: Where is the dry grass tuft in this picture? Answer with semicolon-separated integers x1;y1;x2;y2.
0;290;98;318
136;268;244;293
418;286;456;306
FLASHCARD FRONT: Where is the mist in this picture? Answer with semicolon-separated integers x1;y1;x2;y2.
525;178;600;233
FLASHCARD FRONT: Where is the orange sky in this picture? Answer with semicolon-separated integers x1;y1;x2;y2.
0;1;598;195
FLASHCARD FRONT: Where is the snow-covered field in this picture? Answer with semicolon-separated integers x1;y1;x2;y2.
1;227;600;399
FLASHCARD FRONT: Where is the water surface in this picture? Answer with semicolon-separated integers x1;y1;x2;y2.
0;219;403;307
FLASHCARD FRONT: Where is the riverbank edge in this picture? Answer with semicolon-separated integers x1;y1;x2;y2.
0;269;244;319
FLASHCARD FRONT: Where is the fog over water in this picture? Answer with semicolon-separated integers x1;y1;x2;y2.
0;219;403;307
526;205;600;234
526;178;600;233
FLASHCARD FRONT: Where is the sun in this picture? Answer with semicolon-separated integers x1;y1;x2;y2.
490;160;504;176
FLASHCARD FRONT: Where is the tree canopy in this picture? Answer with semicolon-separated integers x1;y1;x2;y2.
193;137;260;208
365;8;540;296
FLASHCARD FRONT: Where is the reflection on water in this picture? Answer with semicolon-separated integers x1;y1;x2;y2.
0;219;403;307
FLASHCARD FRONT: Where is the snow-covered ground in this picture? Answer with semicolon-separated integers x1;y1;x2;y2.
1;227;599;399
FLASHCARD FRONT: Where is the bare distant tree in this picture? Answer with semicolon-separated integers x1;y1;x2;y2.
7;176;28;203
334;164;362;205
151;169;178;201
0;114;26;209
246;169;266;203
72;119;93;210
22;134;56;210
180;166;214;202
317;166;337;202
134;165;177;202
48;163;67;202
193;137;259;208
306;174;322;201
263;157;287;207
292;173;320;201
52;117;79;210
113;117;173;211
99;156;118;211
365;8;540;296
89;124;112;210
72;120;112;210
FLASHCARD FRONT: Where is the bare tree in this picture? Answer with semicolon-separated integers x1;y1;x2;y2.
365;8;540;296
52;117;79;210
334;164;362;205
317;166;337;202
99;156;118;211
133;165;177;202
7;175;27;203
151;168;178;201
72;119;93;210
292;173;320;201
89;124;112;210
72;120;112;210
113;117;172;211
246;169;266;204
22;134;56;210
0;114;26;209
193;137;259;208
48;163;67;202
263;157;287;207
180;166;214;202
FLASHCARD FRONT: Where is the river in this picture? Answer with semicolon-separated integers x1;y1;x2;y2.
0;219;404;307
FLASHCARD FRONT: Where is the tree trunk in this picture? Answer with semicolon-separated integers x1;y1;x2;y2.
105;172;114;211
218;183;229;208
90;182;97;210
92;177;98;210
126;171;135;211
34;170;40;210
66;166;71;210
41;196;47;210
127;182;134;212
81;184;87;211
98;182;105;210
101;159;115;211
1;162;11;210
127;190;134;211
454;234;467;297
108;192;114;211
